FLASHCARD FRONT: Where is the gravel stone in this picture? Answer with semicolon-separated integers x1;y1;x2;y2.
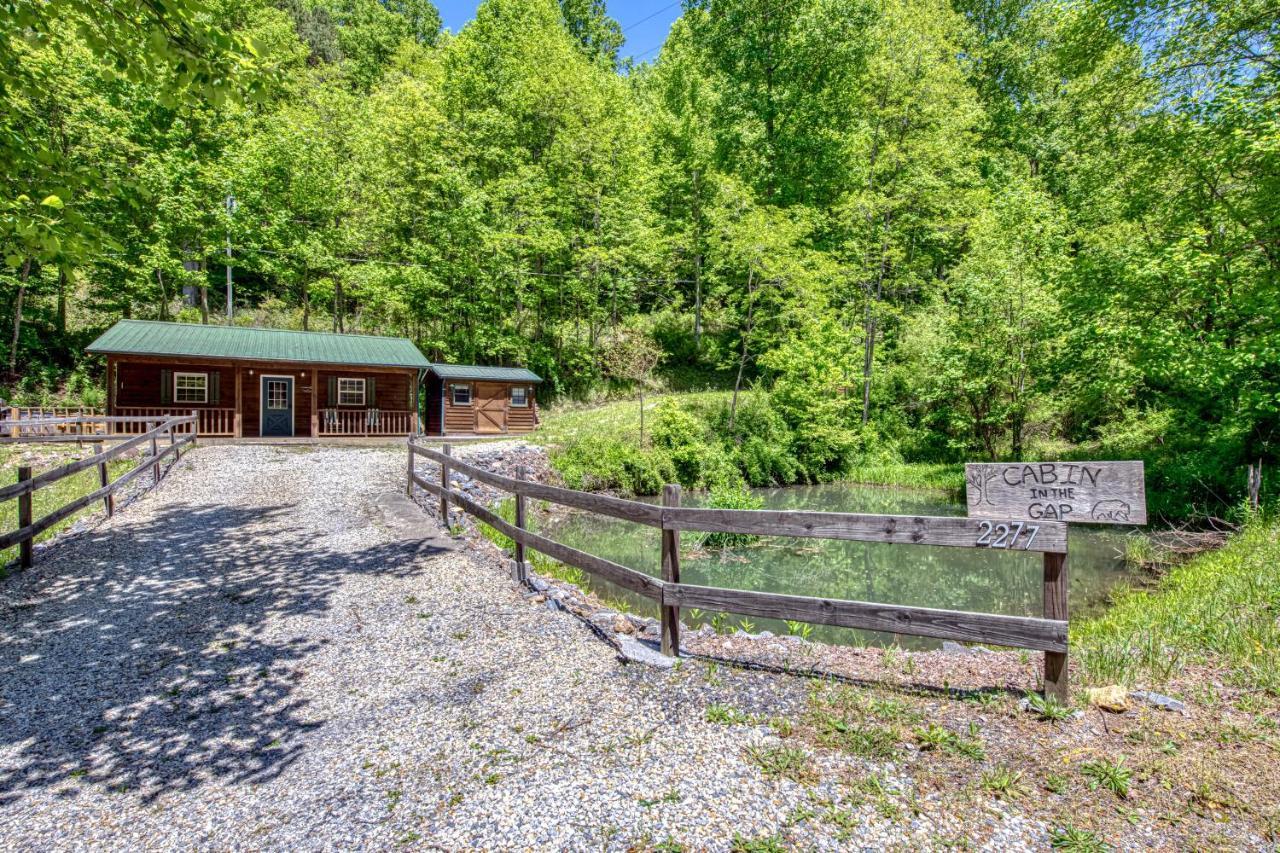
0;444;1046;850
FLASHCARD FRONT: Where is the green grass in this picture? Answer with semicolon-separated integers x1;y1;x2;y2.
532;392;734;450
536;392;964;493
1073;516;1280;692
843;461;964;492
0;446;135;568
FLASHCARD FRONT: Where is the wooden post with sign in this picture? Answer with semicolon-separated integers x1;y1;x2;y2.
1043;551;1068;701
966;459;1147;702
965;461;1147;526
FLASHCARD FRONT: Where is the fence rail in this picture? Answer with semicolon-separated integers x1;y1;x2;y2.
407;441;1072;699
3;406;104;437
2;414;198;567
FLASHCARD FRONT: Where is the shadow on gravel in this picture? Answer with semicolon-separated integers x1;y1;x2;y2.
0;502;448;804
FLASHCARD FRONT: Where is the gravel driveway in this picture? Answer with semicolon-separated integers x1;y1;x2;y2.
0;444;1036;850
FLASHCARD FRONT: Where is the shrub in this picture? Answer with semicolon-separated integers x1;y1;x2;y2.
552;434;676;496
700;484;765;549
652;399;743;490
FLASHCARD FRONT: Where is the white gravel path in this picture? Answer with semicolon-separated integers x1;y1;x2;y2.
0;444;1035;850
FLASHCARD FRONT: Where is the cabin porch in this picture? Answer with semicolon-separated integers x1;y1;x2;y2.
106;357;423;439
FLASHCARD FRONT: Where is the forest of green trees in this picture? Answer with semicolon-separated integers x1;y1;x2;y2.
1;0;1276;516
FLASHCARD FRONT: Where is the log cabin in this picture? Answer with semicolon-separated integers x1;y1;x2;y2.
422;364;542;436
87;319;544;440
88;320;430;438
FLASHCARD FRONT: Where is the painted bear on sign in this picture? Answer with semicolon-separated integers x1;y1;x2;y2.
1090;500;1131;522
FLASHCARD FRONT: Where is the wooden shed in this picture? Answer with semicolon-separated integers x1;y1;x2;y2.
423;364;542;436
87;320;431;438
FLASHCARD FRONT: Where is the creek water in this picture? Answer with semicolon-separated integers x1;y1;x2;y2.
539;482;1136;649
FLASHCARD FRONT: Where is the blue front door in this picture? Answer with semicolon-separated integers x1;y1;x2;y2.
261;376;294;437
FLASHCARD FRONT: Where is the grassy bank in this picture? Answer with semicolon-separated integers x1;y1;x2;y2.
0;445;134;569
1075;514;1280;693
534;393;962;495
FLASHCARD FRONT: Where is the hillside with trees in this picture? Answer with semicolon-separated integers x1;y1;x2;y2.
1;0;1276;517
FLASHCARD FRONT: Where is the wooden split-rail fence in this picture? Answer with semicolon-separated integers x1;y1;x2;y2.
407;442;1073;700
0;413;198;569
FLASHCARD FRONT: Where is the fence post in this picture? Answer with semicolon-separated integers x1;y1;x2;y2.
1043;551;1069;702
405;442;414;497
17;466;32;568
514;465;528;584
95;443;113;518
9;406;17;439
661;483;682;657
149;421;160;485
440;443;451;528
191;409;199;444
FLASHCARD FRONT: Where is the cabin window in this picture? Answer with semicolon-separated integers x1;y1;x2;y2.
510;386;528;407
337;377;365;406
174;372;208;404
451;384;472;406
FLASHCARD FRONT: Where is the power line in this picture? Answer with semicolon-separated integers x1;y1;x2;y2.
627;0;805;62
621;1;683;33
247;246;692;286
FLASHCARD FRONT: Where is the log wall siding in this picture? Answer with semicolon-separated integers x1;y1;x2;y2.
432;379;538;436
240;365;314;438
115;361;235;409
315;369;414;410
110;357;419;438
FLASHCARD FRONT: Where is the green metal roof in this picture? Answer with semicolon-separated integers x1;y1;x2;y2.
429;363;543;383
87;320;432;369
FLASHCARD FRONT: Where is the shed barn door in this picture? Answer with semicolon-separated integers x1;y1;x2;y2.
475;383;505;434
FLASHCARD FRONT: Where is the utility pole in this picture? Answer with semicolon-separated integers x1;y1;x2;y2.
225;194;237;320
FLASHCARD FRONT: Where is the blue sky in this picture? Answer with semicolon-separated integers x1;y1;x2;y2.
433;0;684;62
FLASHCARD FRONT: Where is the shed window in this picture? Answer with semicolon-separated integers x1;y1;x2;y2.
174;372;208;404
510;386;528;407
451;384;472;406
337;377;366;406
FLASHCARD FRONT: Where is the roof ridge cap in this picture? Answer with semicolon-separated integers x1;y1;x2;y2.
114;318;415;343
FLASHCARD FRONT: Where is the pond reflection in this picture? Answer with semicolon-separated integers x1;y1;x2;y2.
540;482;1134;649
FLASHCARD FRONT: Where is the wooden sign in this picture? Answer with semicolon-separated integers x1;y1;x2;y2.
965;461;1146;526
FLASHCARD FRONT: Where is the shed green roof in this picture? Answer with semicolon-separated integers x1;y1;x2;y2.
87;320;432;369
429;363;543;383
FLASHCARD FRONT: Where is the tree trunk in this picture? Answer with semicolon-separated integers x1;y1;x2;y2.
334;276;344;333
692;168;703;352
861;215;891;425
301;270;310;331
730;267;756;431
638;387;645;447
861;295;876;424
9;258;30;375
156;269;169;320
56;269;67;334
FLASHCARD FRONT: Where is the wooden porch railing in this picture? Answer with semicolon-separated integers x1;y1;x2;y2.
320;408;417;436
1;414;197;568
3;406;104;437
408;442;1073;700
114;407;235;436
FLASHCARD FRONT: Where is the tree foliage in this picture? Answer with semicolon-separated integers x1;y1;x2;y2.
2;0;1276;516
